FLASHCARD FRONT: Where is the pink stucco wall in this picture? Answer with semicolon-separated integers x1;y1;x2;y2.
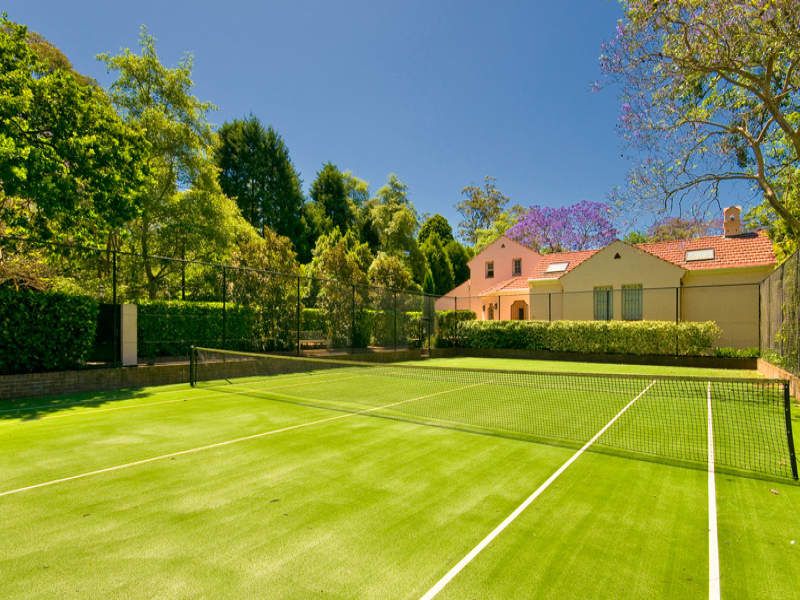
433;236;540;319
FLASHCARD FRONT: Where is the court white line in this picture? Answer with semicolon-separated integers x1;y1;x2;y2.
0;381;486;498
419;379;657;600
707;382;721;600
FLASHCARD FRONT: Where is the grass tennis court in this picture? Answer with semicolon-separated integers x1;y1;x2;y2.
1;354;799;598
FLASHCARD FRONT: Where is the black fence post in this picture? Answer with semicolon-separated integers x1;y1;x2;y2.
111;249;120;366
795;254;799;375
454;296;458;348
221;266;227;349
783;382;798;480
351;284;356;351
393;290;397;351
296;275;301;356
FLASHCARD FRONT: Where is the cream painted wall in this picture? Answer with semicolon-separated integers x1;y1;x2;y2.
560;240;685;292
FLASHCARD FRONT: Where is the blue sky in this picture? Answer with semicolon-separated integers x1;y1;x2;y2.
7;0;630;229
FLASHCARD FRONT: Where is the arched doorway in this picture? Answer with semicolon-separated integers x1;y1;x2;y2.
510;300;528;320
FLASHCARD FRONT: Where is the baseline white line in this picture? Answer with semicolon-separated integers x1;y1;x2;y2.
420;379;657;600
707;382;721;600
0;381;486;498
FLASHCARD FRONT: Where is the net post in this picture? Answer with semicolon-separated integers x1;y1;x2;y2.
783;382;798;480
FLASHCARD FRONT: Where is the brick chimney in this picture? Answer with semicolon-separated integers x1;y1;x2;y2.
723;206;742;237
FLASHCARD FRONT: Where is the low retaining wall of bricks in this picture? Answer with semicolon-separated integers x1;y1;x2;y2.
0;348;425;401
757;359;800;401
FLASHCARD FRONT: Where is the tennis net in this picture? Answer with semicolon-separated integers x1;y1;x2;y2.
189;347;798;481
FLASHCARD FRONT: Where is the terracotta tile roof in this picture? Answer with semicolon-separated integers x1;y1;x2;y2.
481;276;531;294
527;249;599;279
635;230;776;270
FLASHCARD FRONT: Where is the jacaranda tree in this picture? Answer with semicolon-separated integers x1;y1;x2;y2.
601;1;800;238
507;200;618;252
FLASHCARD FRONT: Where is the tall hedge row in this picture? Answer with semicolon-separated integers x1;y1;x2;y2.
0;287;98;374
457;320;721;356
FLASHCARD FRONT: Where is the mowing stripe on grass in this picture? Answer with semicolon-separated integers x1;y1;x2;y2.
707;382;720;600
419;379;657;600
0;382;486;498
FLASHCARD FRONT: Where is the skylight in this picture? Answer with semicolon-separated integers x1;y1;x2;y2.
685;249;715;262
545;261;569;273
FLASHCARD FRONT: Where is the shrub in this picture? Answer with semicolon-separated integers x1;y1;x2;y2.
137;301;272;359
714;347;760;359
458;320;721;356
0;287;98;374
435;310;477;347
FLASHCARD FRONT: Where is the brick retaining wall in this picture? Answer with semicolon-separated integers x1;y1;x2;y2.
757;359;800;401
0;348;424;401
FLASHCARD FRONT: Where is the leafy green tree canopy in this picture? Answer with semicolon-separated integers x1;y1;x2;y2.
602;1;800;238
215;116;304;240
0;17;146;239
367;252;418;292
456;176;510;245
421;233;455;295
418;214;454;245
444;239;471;287
309;163;356;235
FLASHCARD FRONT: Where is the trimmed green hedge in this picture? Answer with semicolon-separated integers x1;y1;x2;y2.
435;310;477;347
0;287;98;374
137;301;280;358
458;320;721;356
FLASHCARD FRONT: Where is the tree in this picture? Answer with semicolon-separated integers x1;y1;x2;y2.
307;229;369;345
215;116;304;240
456;176;510;245
308;163;356;235
622;230;649;245
506;201;618;253
369;174;427;283
601;1;800;239
227;227;299;350
100;28;235;299
367;252;418;292
418;214;454;245
746;168;800;258
421;233;455;295
647;217;715;242
473;204;525;253
445;239;471;286
0;18;146;241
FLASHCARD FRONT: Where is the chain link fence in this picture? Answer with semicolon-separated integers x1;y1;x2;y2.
760;250;800;376
0;235;439;366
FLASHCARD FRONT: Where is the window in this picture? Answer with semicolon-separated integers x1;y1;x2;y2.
512;258;522;276
485;261;494;278
685;248;715;262
622;284;643;320
593;286;613;320
545;261;569;273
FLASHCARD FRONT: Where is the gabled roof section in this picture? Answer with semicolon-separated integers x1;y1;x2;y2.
635;230;776;270
480;276;531;295
526;249;598;279
466;235;540;268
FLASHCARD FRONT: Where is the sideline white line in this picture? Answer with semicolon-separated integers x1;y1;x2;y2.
0;382;486;498
419;379;657;600
707;382;721;600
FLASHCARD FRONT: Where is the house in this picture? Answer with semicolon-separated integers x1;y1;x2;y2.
435;207;777;348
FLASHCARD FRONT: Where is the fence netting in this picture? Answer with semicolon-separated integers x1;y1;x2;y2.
760;250;800;376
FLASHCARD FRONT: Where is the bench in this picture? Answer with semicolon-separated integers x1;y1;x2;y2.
298;330;327;349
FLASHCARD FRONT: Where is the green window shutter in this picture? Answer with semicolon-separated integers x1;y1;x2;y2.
622;284;643;320
593;286;613;320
